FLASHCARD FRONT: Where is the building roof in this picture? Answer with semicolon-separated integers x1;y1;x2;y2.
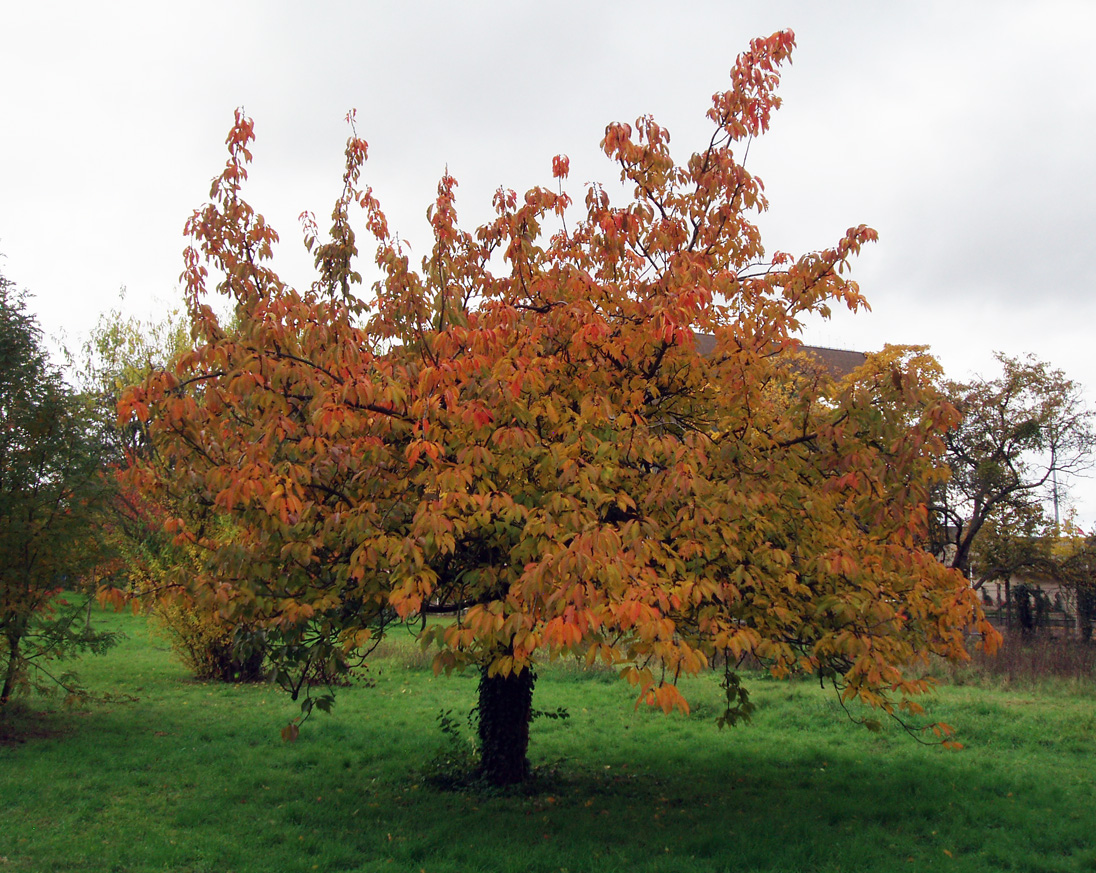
692;334;867;378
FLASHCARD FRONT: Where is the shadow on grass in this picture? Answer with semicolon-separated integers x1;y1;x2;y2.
149;703;1094;873
0;702;79;747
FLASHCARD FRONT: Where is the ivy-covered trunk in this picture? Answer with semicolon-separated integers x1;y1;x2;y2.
477;666;535;785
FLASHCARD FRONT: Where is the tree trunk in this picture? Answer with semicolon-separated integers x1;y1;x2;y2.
1079;589;1095;643
1;631;22;711
476;666;535;786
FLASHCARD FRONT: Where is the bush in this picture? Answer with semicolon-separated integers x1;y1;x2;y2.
149;594;267;682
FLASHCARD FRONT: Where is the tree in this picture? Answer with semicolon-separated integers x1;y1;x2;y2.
931;354;1095;583
1051;532;1096;641
0;271;117;710
79;301;270;682
967;501;1054;590
123;31;996;784
70;293;190;463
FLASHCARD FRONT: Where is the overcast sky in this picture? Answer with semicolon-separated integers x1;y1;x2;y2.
2;0;1094;519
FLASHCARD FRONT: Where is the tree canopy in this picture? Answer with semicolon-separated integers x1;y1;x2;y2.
931;353;1095;583
120;30;996;783
0;271;117;709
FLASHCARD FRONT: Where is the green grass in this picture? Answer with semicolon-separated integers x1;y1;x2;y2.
3;607;1096;872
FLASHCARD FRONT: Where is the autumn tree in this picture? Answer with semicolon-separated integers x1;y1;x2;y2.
0;271;118;710
931;354;1095;583
123;31;996;784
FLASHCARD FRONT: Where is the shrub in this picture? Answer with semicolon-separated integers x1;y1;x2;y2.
149;594;266;682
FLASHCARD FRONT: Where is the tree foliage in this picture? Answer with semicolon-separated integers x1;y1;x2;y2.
122;31;995;783
1056;535;1096;641
932;354;1095;582
79;303;270;682
0;272;118;710
967;500;1055;593
72;295;190;462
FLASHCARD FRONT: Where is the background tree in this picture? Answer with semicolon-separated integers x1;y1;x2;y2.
79;302;268;682
967;501;1054;592
931;354;1094;583
123;31;996;784
1053;534;1096;641
70;294;190;462
0;271;117;710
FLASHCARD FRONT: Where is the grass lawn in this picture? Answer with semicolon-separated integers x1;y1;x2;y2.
2;605;1095;873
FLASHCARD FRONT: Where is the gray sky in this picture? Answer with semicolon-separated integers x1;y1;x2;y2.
2;1;1095;520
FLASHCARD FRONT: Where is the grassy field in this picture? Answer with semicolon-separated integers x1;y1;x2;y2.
2;606;1095;873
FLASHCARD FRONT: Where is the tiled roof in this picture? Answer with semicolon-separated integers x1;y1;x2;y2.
692;333;867;378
